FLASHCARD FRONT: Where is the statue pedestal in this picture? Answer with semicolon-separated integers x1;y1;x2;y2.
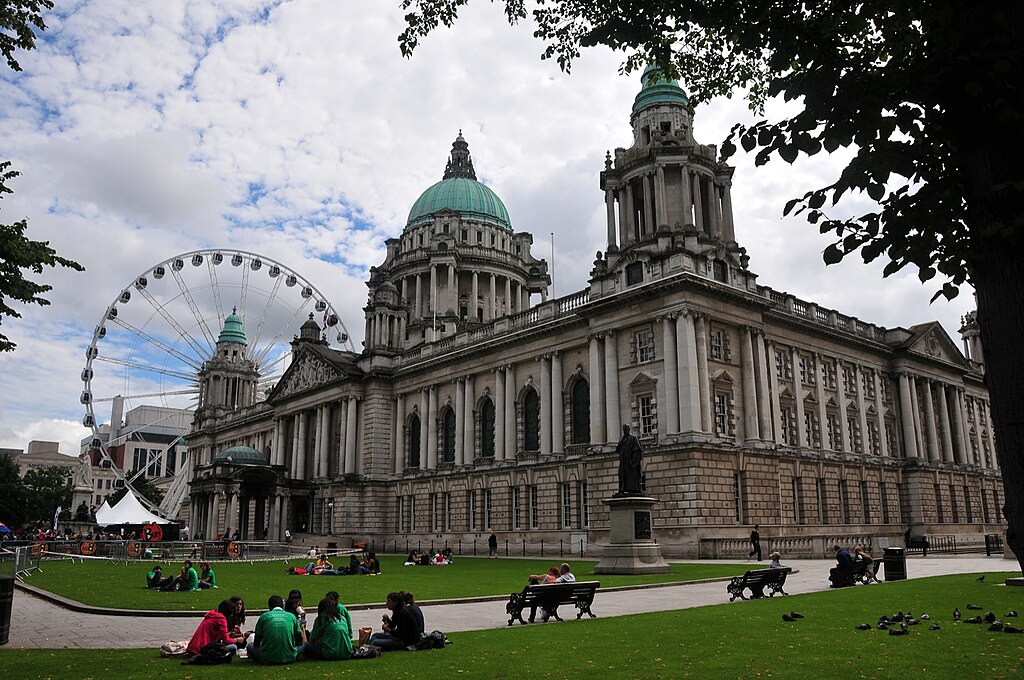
594;495;671;574
71;485;93;513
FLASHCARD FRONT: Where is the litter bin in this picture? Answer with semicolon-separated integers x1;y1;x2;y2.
884;546;907;581
0;575;13;645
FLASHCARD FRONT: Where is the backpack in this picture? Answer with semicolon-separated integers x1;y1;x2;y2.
182;640;233;665
415;630;450;650
159;640;189;658
352;644;382;659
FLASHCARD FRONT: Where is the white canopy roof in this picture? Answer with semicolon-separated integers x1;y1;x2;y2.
95;488;174;525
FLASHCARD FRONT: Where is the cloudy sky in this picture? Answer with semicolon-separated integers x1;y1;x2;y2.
0;0;974;457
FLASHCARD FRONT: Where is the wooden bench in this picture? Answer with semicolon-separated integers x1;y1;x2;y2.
727;567;791;601
506;581;600;625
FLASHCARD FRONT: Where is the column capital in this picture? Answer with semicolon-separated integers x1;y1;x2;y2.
657;312;679;323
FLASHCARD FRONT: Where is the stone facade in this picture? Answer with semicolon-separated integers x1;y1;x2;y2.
185;68;1004;556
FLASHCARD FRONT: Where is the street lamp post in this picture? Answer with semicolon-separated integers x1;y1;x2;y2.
327;501;334;535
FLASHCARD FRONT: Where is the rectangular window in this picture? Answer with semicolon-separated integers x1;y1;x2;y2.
963;485;973;523
860;480;871;524
800;354;816;385
636;330;655;363
822;360;837;389
105;478;111;489
804;411;819;448
460;228;468;241
780;408;791;445
934;484;945;523
713;392;734;436
468;489;477;531
949;484;960;523
477;231;483;243
792;478;803;524
579;481;590;528
848;416;862;453
396;496;403;532
880;482;891;524
863;369;876;399
994;489;1002;521
410;495;416;532
842;365;858;395
839;479;850;523
826;414;840;450
734;473;745;524
529;485;539;529
775;349;792;380
512;487;521;529
981;489;991;524
485;489;493;529
639;395;655;437
430;493;439;532
818;478;829;524
562;483;572;528
445;493;451;532
710;329;726;362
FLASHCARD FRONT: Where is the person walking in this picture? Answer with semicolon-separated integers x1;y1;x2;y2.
749;525;762;561
488;532;498;558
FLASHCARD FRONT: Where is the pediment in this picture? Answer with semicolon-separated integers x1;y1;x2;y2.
905;323;969;367
629;372;657;387
711;369;735;383
269;351;345;401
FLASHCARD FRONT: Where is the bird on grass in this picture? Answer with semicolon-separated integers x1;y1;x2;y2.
889;627;908;636
965;616;983;624
977;575;985;582
1004;611;1018;618
989;621;1005;632
929;624;941;631
856;624;871;630
782;614;795;622
790;612;804;619
877;622;889;630
967;604;983;610
953;608;961;621
984;612;997;624
891;611;905;622
1004;626;1022;634
920;613;930;620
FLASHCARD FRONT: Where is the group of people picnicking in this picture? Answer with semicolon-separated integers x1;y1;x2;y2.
403;547;454;566
285;547;382;576
148;560;217;591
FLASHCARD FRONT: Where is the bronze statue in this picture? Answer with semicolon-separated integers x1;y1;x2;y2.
616;425;643;495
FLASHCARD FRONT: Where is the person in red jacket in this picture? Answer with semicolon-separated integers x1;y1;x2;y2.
186;600;245;656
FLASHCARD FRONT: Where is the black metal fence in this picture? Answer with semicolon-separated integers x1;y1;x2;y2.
906;534;1003;556
352;538;590;559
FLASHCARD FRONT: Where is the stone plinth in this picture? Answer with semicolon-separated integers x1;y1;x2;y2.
594;495;671;574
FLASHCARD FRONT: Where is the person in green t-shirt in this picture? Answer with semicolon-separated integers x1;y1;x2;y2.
248;595;304;664
305;597;354;661
198;562;217;589
183;561;200;591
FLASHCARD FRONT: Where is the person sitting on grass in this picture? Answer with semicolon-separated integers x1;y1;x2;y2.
186;599;244;657
345;554;369;575
404;550;419;566
313;555;339;575
247;594;304;664
325;590;354;636
369;592;421;651
304;597;354;661
228;595;251;639
363;551;381;574
198;561;217;589
285;589;308;640
147;564;172;589
402;591;425;639
161;560;199;592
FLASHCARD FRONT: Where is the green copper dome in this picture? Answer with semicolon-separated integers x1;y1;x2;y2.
406;133;512;231
218;308;247;344
632;65;689;114
213;445;268;466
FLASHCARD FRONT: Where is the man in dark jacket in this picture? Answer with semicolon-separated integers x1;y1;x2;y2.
369;592;421;651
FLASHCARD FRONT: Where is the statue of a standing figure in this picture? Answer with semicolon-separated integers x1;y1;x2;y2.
73;452;93;489
615;425;644;495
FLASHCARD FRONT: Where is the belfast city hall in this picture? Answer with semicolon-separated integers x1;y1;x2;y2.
184;67;1004;558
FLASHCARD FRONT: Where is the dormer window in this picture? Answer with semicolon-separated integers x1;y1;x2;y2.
626;262;644;286
461;229;468;241
713;260;728;283
442;223;450;234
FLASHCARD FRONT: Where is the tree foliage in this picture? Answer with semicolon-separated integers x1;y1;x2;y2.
22;464;71;527
0;0;52;72
399;1;1024;573
0;452;27;527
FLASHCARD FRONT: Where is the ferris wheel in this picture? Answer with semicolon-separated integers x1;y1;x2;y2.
80;249;352;514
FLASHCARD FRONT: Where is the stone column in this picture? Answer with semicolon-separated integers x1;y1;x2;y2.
951;387;968;465
694;314;711;432
661;314;680;433
295;411;307;480
985;404;999;471
395;395;406;474
312;406;323;478
447;263;456;314
642;173;653;236
540;355;552;456
605;189;617;250
227;492;238;535
740;328;760;442
624;182;636;242
426;386;438;468
504;277;512;317
855;366;868;454
617;188;629;246
455;379;466;465
471;272;479;320
873;371;888;457
897;373;919;458
269;494;280;540
835;360;849;452
792;348;807;447
922;379;940;462
767;342;783;445
589;335;606;444
464;376;475;463
604;331;621;441
909;376;924;456
414;273;422;319
814;354;828;450
345;398;358;475
936;383;954;463
721;181;736;242
680;165;693;226
551;353;564;453
495;368;506;460
504;365;516;457
419;390;429;469
677;312;701;433
429;264;437;317
280;492;290;539
272;418;284;466
487;273;495;321
708;181;721;238
655;165;668;226
753;330;773;440
691;171;704;234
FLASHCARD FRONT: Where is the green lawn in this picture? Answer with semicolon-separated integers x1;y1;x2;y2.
22;556;747;610
2;573;1021;679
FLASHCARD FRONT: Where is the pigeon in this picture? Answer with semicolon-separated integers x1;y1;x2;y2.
1005;611;1018;618
965;616;983;624
929;624;941;631
889;627;908;636
906;618;919;626
790;612;805;619
879;615;891;623
984;612;997;624
967;604;983;611
953;608;961;621
920;613;930;620
1004;626;1022;634
782;614;795;622
892;612;905;622
877;622;890;630
856;623;872;630
977;575;985;582
989;621;1005;632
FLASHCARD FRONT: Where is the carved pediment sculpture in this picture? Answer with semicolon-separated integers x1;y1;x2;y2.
276;353;340;399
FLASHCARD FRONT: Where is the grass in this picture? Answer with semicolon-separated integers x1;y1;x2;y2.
2;572;1021;679
22;556;748;610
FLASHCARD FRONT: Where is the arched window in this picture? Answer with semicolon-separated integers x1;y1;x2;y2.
570;379;590;444
523;389;540;452
480;398;496;458
408;414;421;468
442;409;456;463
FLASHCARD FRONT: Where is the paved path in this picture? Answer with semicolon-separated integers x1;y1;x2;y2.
5;556;1014;649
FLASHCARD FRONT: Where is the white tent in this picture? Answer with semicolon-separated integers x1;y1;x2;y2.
95;488;174;526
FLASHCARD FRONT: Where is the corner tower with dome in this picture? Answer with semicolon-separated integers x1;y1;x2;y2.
185;68;1004;558
364;133;550;352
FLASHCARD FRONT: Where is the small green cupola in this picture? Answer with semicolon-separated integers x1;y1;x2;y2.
218;307;247;345
632;64;690;115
